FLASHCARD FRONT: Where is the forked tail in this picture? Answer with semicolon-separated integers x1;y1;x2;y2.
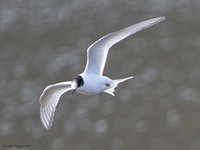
104;76;134;96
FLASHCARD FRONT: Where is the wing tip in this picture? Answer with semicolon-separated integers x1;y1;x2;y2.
158;16;166;20
148;16;166;24
40;106;54;130
154;16;166;23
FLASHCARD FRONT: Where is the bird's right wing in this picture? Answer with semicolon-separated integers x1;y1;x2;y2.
39;81;72;130
84;17;165;75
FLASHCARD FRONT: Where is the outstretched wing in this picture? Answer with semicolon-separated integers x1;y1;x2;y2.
39;81;72;130
84;17;165;75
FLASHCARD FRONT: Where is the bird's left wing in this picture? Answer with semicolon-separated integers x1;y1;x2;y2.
39;81;72;130
84;17;165;75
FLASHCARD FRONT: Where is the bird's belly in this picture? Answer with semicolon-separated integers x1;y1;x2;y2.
77;90;98;95
77;84;103;95
77;74;110;95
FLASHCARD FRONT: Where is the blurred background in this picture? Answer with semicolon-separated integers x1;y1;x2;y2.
1;0;200;150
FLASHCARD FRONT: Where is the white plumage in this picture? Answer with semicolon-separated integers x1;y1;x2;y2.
39;17;165;130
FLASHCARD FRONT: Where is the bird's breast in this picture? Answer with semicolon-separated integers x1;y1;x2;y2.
77;74;108;95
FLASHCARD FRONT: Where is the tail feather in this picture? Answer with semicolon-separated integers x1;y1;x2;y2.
113;76;134;85
104;76;133;96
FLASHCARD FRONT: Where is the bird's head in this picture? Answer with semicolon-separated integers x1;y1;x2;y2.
71;75;84;95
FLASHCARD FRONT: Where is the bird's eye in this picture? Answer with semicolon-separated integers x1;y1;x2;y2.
105;83;110;87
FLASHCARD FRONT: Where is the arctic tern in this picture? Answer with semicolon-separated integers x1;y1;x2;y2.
39;16;165;130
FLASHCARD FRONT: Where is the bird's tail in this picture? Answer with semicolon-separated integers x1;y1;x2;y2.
104;76;133;96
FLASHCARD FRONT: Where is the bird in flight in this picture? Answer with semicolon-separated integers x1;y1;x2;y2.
39;17;166;130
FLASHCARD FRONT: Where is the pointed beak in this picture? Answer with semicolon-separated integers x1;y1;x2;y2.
71;88;77;95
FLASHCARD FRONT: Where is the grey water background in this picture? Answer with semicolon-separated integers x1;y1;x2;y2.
1;0;200;150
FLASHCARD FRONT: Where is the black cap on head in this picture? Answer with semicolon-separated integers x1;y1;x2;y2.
71;75;84;95
75;75;84;87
